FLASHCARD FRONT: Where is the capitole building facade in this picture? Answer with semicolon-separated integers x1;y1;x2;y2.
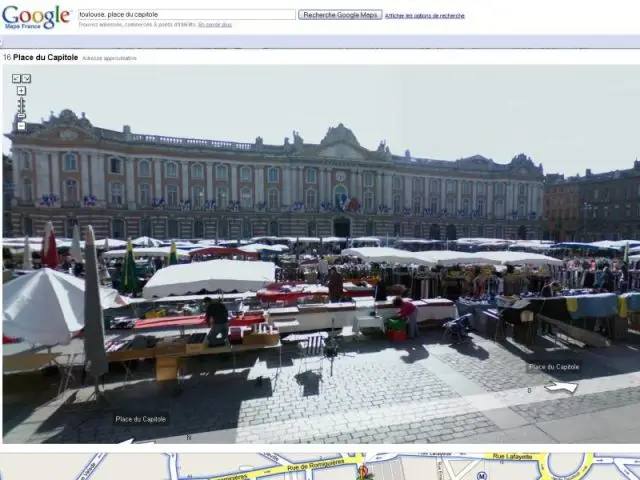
6;109;545;241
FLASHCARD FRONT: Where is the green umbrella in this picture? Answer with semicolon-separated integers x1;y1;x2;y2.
168;241;178;265
120;240;139;294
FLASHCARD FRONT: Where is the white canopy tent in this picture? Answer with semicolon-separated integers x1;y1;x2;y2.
240;243;289;253
3;269;129;346
102;247;190;259
131;236;163;247
415;250;504;267
142;259;276;298
341;247;435;266
474;251;563;266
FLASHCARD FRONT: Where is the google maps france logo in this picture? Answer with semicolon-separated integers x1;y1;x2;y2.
2;5;71;30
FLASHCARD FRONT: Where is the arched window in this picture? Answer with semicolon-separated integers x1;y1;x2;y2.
393;176;402;190
393;223;401;236
138;160;151;177
430;197;439;214
413;177;422;191
166;185;179;206
167;219;179;238
64;179;78;202
305;188;317;209
111;218;125;239
240;166;252;182
518;200;526;218
414;223;422;238
165;162;178;178
268;188;280;210
518;183;526;196
393;194;402;214
109;182;124;205
446;198;455;214
216;187;228;209
65;217;77;237
267;167;279;183
412;196;422;215
63;153;77;171
192;186;204;208
22;177;33;202
430;179;439;192
268;220;279;236
495;199;505;218
477;199;485;216
334;185;347;207
21;151;31;170
109;157;123;175
193;220;204;238
191;164;203;179
216;164;228;181
240;187;252;209
139;184;151;206
462;199;470;214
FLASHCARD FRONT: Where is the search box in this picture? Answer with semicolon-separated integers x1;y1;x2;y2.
77;9;296;21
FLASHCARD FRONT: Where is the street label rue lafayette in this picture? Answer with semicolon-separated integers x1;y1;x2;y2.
491;454;535;461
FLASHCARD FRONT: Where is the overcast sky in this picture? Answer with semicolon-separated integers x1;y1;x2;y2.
3;65;639;175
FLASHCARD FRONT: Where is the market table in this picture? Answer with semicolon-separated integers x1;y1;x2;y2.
154;341;283;385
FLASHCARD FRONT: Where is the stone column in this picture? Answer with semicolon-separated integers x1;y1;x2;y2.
506;182;513;217
80;152;91;198
456;180;462;213
205;162;214;201
355;170;362;200
376;172;383;206
472;181;477;212
230;164;238;202
384;175;393;206
404;175;412;207
153;158;163;201
297;167;304;202
126;157;136;205
12;149;22;200
487;182;494;216
50;152;61;201
181;161;189;201
91;152;105;201
254;166;264;204
440;178;446;212
319;168;326;204
282;166;291;206
35;150;50;199
349;169;356;197
324;169;331;202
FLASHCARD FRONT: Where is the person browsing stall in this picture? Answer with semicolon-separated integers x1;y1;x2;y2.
328;267;344;303
317;256;329;284
203;297;230;345
393;296;419;339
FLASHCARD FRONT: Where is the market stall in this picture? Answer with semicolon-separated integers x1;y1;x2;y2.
142;259;276;299
102;247;191;260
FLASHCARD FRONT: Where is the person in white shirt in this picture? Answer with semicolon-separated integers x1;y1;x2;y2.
317;256;329;284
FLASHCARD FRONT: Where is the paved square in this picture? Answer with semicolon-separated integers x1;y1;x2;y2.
5;330;640;443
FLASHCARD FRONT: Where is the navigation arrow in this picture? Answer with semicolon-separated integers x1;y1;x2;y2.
119;438;156;444
544;382;578;394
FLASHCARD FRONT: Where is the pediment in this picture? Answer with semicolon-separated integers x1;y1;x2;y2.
318;142;365;160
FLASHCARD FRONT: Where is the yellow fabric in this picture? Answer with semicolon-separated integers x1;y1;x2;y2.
565;297;579;313
618;296;629;318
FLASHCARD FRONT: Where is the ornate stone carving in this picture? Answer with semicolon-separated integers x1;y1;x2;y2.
320;123;360;147
59;129;78;140
336;171;346;182
293;130;303;148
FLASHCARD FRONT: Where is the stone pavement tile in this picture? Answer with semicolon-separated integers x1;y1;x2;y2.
442;424;557;444
510;386;640;424
536;403;640;443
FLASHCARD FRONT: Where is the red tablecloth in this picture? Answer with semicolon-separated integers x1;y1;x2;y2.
3;335;19;344
132;313;265;330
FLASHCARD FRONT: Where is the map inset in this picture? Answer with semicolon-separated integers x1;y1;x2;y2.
1;452;639;480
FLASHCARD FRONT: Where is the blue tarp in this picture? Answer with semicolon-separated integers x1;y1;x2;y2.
565;292;618;319
549;242;618;251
